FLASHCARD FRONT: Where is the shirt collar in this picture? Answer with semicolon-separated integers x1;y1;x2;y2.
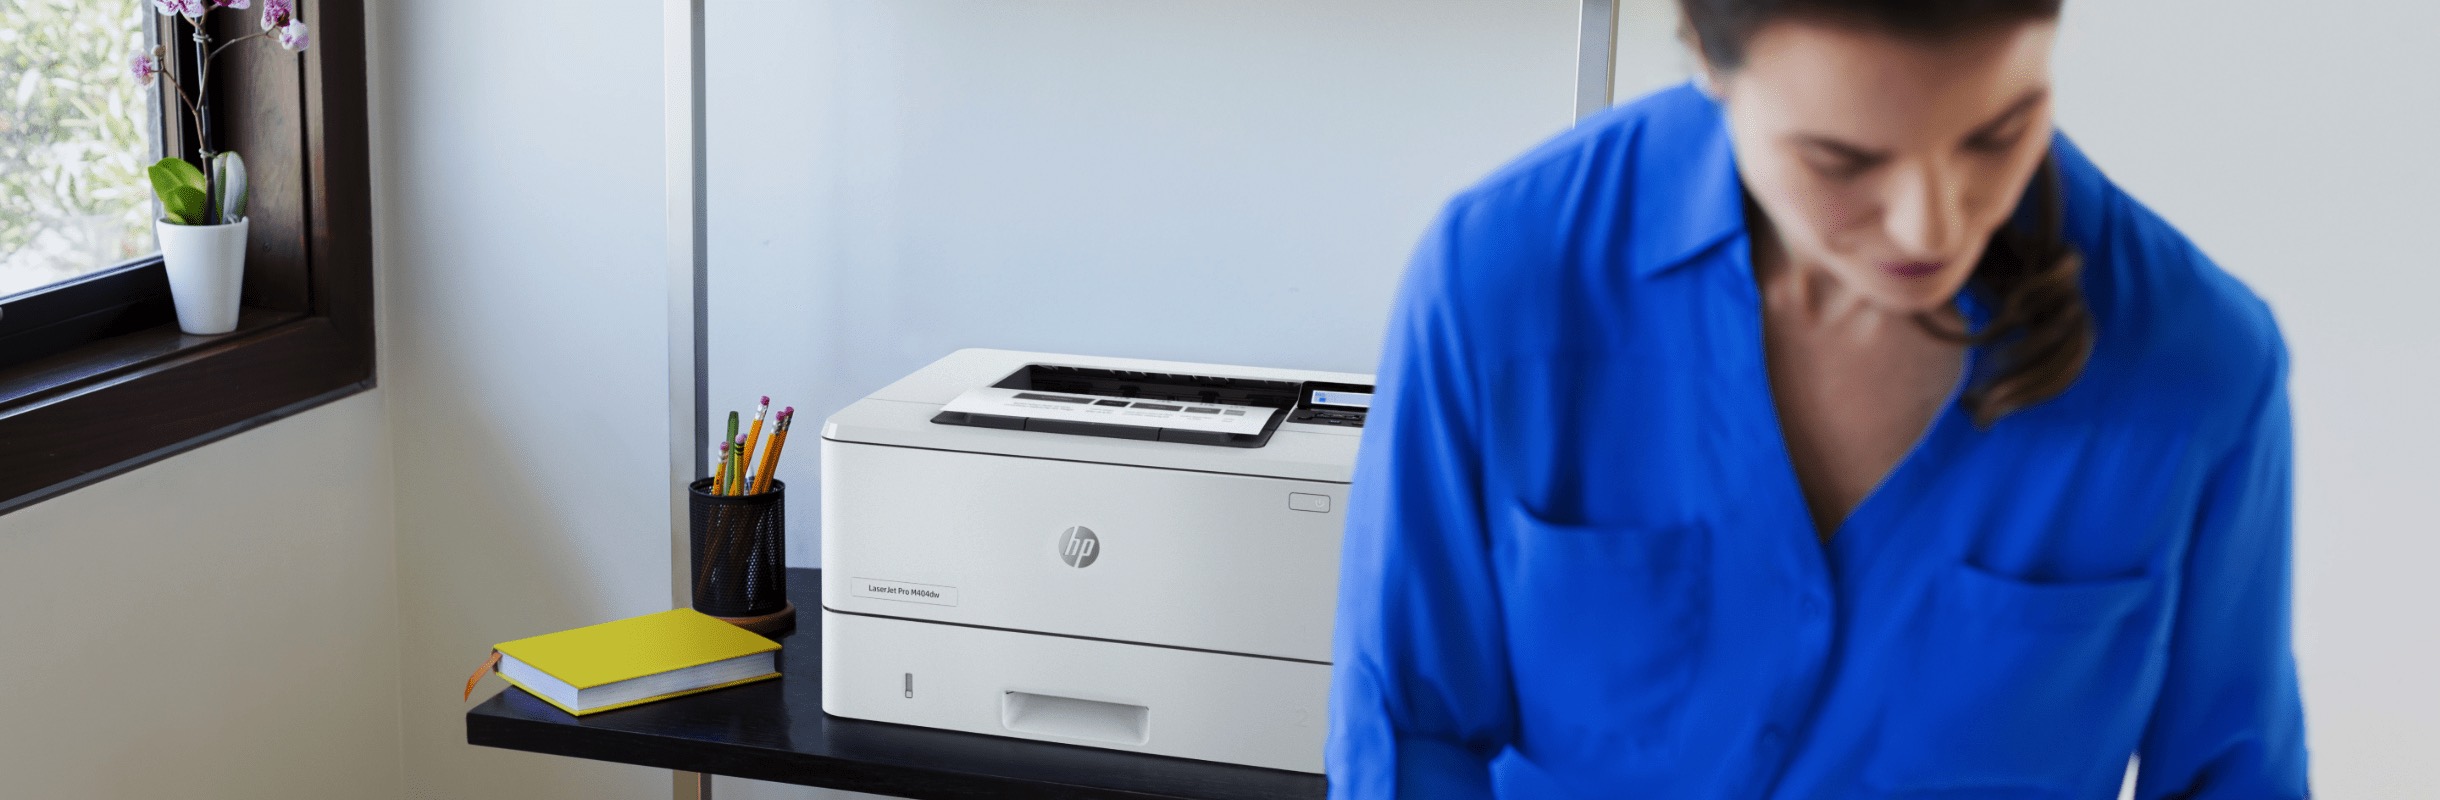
1626;84;1748;280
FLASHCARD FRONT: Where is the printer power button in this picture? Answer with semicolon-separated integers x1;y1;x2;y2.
1289;493;1332;513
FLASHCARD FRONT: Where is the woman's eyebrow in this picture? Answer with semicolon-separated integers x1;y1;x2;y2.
1793;136;1888;164
1972;87;2052;135
1788;87;2051;159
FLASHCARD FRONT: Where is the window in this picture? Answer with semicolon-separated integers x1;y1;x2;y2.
0;1;375;514
0;0;159;300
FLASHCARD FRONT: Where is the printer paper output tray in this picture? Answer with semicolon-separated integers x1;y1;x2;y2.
930;362;1309;447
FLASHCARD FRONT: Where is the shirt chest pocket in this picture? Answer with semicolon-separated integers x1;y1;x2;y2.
1485;353;1726;526
1497;504;1709;754
1868;563;2160;794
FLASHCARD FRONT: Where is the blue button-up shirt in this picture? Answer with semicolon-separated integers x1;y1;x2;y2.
1328;84;2308;798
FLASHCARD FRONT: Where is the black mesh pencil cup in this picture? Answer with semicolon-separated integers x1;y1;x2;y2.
688;478;794;636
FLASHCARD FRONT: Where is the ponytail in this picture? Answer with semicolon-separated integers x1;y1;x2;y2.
1925;153;2094;427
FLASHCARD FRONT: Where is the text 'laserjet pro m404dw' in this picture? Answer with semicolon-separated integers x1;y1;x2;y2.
820;348;1372;773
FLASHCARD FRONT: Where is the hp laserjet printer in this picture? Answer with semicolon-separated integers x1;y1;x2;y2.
820;348;1372;773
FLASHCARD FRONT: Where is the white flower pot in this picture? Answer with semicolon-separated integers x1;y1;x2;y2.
156;217;249;335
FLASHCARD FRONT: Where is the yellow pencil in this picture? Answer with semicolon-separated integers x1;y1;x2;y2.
752;407;794;495
738;396;770;495
750;422;782;495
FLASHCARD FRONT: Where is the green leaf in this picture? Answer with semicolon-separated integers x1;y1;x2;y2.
146;156;205;203
150;156;206;191
162;186;208;226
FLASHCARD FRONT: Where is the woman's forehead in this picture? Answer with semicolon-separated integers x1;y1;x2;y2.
1727;18;2056;142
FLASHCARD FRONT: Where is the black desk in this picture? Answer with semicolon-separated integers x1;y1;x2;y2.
466;568;1328;800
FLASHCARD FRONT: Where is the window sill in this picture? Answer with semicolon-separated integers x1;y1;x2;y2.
0;306;373;515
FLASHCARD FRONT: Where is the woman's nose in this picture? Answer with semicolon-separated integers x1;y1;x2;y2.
1884;161;1966;259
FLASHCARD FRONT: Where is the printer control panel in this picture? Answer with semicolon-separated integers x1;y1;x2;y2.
1287;382;1372;428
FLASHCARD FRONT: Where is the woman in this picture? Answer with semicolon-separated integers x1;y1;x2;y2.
1328;1;2307;797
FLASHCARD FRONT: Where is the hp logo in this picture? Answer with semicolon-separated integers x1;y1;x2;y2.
1058;526;1100;568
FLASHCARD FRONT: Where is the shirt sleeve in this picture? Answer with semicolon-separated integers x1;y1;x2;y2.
1327;203;1516;799
2134;341;2311;798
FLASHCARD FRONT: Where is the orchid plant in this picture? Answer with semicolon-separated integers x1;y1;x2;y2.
127;0;309;226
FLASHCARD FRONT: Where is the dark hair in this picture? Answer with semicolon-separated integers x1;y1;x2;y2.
1951;155;2091;426
1679;0;2064;71
1680;0;2091;426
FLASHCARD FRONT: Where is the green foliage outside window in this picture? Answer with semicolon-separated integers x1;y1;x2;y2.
1;0;154;298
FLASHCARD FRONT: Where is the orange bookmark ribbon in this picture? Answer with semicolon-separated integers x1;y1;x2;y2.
463;650;502;701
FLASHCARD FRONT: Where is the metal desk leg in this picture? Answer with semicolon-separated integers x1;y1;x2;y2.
676;770;711;799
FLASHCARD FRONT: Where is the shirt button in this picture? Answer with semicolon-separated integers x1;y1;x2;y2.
1800;596;1824;617
1758;726;1787;757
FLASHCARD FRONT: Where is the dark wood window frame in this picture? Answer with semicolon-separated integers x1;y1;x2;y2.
0;0;372;515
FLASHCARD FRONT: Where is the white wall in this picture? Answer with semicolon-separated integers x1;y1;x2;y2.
2050;3;2440;795
373;0;681;798
0;394;403;799
2;0;684;796
706;0;1583;570
1613;0;1695;105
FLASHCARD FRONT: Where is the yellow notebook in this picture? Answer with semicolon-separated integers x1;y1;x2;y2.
488;609;781;716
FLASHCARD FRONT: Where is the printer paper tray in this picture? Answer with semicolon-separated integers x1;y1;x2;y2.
820;609;1329;774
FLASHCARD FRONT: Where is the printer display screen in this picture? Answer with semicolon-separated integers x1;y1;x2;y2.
1290;381;1373;429
1309;389;1371;409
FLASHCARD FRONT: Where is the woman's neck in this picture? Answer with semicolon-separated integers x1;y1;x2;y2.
1748;211;1965;336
